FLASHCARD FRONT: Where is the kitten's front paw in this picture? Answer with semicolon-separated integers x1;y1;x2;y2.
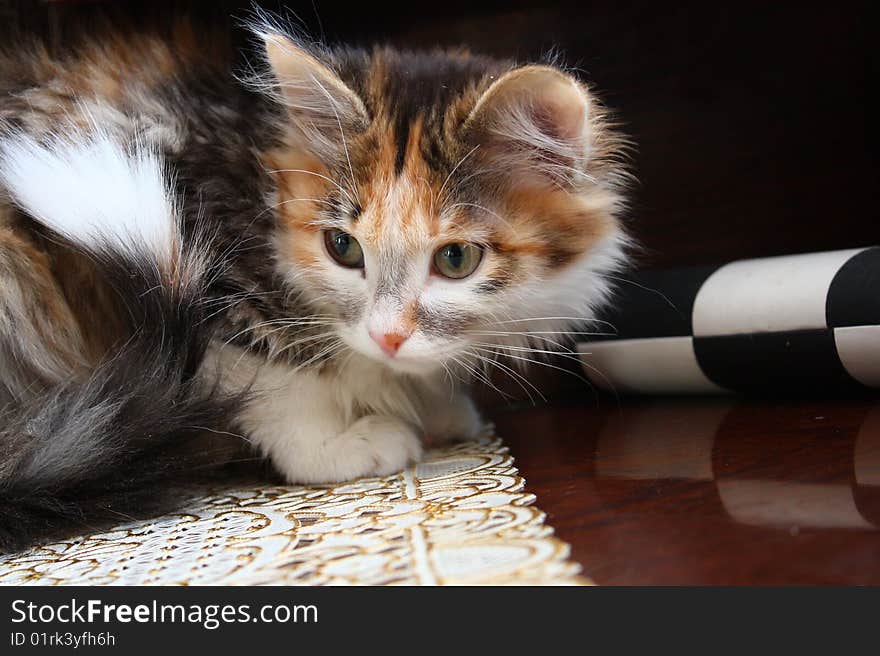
422;392;490;447
319;415;423;482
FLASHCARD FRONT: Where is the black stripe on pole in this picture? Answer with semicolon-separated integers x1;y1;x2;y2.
594;264;721;340
693;329;868;393
826;246;880;327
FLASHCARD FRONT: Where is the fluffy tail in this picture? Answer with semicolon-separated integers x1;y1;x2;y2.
0;131;244;552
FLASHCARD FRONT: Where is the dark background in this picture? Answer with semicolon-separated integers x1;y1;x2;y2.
3;0;877;400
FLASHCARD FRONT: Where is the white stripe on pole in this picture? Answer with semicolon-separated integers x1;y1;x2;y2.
834;325;880;387
578;336;728;395
692;248;866;337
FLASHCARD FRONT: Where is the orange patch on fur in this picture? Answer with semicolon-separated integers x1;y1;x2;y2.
356;126;399;240
400;300;419;334
263;150;334;232
493;186;617;266
354;117;441;247
261;148;339;274
286;234;323;270
0;218;93;375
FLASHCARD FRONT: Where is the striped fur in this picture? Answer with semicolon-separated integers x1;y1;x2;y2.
0;127;242;551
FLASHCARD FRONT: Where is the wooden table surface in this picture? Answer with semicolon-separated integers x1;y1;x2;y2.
494;396;880;585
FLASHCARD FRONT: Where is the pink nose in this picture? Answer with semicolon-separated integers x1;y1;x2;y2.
370;330;409;357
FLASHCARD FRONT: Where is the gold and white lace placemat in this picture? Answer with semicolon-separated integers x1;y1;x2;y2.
0;437;585;585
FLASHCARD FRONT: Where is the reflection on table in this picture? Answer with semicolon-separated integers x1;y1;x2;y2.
497;397;880;584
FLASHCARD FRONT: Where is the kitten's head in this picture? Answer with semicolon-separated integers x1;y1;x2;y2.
255;29;629;376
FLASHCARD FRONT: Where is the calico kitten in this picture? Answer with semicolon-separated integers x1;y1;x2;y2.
0;16;629;549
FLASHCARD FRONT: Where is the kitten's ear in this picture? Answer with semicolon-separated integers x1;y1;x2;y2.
261;33;368;159
463;66;593;188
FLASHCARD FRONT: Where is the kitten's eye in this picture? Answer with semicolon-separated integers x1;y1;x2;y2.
323;229;364;268
433;242;483;279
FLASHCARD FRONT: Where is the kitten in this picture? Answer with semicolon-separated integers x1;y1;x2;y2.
0;16;629;549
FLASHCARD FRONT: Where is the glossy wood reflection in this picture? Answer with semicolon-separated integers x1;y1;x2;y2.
496;398;880;585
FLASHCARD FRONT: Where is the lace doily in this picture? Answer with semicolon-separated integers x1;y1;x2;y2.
0;437;585;585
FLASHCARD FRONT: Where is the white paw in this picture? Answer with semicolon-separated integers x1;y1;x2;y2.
422;392;489;447
473;421;496;443
301;415;423;484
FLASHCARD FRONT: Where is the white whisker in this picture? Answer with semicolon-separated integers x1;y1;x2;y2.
437;144;479;205
308;73;361;205
265;168;356;205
